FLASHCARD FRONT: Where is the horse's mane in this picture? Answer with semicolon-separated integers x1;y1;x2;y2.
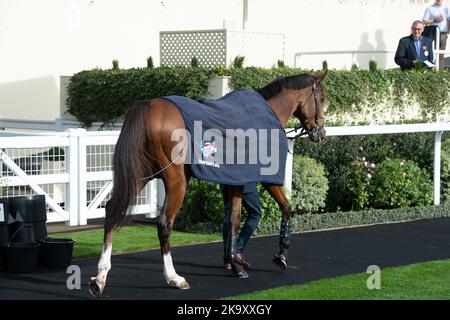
256;74;316;100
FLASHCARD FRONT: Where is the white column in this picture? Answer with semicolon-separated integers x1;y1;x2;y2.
77;129;87;225
283;139;295;199
434;131;443;205
66;128;87;226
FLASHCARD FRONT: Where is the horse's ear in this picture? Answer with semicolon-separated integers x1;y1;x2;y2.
309;69;315;75
316;69;328;83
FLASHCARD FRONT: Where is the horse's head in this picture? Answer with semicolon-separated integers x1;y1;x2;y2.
292;70;327;143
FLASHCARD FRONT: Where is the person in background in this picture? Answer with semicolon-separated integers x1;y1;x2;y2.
422;0;450;69
395;20;434;70
222;183;261;271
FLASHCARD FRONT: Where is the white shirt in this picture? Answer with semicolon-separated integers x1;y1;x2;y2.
423;3;450;32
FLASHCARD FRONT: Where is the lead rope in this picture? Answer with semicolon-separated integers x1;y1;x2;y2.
140;145;186;181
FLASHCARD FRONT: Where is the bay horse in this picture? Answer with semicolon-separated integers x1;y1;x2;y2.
89;71;327;296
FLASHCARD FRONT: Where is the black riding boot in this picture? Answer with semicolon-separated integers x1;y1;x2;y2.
228;233;248;278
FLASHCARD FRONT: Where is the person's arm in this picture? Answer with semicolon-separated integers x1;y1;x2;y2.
394;39;414;70
423;8;434;24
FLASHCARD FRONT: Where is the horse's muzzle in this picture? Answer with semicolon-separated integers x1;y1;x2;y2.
309;126;326;143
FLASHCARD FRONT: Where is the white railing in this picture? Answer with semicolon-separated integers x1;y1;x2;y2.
294;49;396;68
0;117;123;132
0;128;160;226
286;122;450;206
1;120;449;227
294;28;449;69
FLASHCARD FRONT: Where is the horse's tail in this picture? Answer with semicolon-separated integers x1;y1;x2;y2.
105;101;153;231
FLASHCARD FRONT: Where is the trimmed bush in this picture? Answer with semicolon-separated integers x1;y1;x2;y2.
67;67;210;126
368;159;433;208
290;155;328;214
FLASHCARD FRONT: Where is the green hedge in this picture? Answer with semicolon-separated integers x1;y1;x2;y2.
254;203;450;236
176;202;450;236
66;67;210;127
66;66;450;127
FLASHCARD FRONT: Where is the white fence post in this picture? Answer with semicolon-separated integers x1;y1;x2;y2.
146;179;159;219
434;131;443;205
77;129;88;225
283;139;295;199
66;128;87;226
157;179;165;213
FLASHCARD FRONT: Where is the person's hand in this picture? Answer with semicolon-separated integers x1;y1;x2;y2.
437;15;445;22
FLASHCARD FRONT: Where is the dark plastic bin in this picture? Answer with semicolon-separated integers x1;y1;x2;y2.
0;244;5;271
0;198;13;245
10;195;47;242
39;237;75;268
4;242;40;273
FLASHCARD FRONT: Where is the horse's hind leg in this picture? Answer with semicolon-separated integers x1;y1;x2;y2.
224;185;248;278
263;184;292;270
158;171;190;289
89;203;115;296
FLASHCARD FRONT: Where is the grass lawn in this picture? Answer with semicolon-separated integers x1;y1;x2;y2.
226;259;450;300
52;225;221;260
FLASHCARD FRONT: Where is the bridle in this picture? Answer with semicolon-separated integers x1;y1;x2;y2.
287;82;324;140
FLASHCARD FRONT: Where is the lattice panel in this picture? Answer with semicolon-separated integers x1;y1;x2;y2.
86;145;114;172
160;30;227;67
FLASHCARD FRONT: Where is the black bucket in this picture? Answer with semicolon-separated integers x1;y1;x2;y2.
0;198;13;246
9;222;35;244
39;237;75;268
0;225;9;246
5;242;40;273
0;245;5;271
10;195;47;242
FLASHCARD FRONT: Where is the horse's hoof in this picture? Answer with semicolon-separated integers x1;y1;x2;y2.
167;279;190;290
89;277;104;297
273;254;287;271
231;263;249;278
179;281;190;290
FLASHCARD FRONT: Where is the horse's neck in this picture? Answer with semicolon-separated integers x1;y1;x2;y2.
267;90;299;127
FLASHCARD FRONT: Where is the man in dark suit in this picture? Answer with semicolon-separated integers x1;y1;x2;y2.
395;20;435;70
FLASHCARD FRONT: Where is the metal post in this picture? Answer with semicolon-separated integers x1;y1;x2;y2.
434;131;443;205
435;28;440;69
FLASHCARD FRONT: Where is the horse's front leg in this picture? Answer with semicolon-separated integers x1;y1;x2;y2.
263;184;292;270
225;185;248;278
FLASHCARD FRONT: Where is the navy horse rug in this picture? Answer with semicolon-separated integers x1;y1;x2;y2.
163;90;288;186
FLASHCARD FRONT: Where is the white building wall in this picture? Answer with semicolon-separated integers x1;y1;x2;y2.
0;0;443;120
